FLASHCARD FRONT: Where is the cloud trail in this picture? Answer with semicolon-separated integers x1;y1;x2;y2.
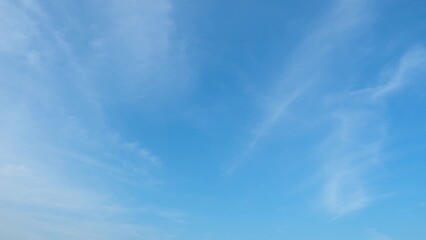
318;46;426;217
227;0;426;219
0;0;188;239
227;0;371;173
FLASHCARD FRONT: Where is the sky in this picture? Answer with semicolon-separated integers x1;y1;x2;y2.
0;0;426;239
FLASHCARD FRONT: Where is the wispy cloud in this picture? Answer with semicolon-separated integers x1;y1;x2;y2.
318;46;426;217
372;47;426;99
227;0;425;219
92;0;193;103
367;229;392;240
226;87;306;174
227;0;371;173
318;110;384;217
0;0;187;239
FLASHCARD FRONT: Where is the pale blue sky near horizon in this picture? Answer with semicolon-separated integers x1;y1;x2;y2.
1;0;426;239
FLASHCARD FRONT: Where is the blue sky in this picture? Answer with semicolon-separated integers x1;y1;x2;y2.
1;0;426;239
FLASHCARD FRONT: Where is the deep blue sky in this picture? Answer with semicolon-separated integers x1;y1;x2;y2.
1;0;426;239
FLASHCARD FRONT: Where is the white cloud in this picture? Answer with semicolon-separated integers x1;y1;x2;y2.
367;229;392;240
0;0;36;55
228;0;371;173
227;0;425;219
226;87;305;174
372;46;426;99
92;0;192;103
0;0;185;239
318;111;384;217
318;46;426;217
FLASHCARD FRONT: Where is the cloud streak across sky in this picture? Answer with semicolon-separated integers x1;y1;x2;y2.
227;0;426;219
317;45;426;217
227;0;371;173
0;0;187;239
1;0;426;239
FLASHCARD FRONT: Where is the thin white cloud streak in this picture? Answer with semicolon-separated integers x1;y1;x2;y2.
0;0;186;239
0;206;178;240
109;0;174;66
318;111;385;218
372;47;426;99
228;0;424;219
228;0;371;174
0;0;163;184
319;46;426;218
93;0;192;103
137;207;187;224
226;88;306;174
367;229;392;240
0;132;175;239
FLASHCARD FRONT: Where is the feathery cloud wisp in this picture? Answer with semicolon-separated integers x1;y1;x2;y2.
319;46;426;217
0;0;188;239
227;0;372;174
